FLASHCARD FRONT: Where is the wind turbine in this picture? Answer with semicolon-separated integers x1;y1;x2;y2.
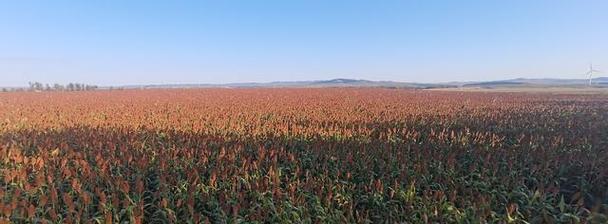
585;63;601;86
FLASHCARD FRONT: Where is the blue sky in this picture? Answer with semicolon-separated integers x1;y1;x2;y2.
1;0;607;86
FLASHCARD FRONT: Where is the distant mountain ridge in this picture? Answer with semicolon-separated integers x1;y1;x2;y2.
116;77;608;89
119;78;451;89
461;77;608;88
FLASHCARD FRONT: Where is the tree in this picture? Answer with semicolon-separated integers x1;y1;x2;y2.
53;83;64;91
85;84;98;91
28;82;44;91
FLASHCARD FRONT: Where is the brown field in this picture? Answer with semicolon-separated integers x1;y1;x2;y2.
0;88;607;223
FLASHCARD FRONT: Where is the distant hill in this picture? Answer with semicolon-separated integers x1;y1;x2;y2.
461;77;608;88
112;77;608;90
121;78;451;89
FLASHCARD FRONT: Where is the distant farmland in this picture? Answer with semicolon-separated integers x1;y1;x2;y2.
0;88;607;223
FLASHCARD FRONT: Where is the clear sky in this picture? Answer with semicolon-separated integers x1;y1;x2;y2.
1;0;607;86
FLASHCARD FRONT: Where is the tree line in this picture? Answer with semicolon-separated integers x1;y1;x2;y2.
0;82;138;92
1;82;101;92
27;82;99;91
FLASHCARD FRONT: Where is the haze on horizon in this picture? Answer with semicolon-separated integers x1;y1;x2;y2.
1;0;607;87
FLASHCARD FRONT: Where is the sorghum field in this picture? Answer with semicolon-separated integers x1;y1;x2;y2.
0;88;607;223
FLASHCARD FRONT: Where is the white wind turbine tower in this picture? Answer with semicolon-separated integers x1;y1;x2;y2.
585;63;601;86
